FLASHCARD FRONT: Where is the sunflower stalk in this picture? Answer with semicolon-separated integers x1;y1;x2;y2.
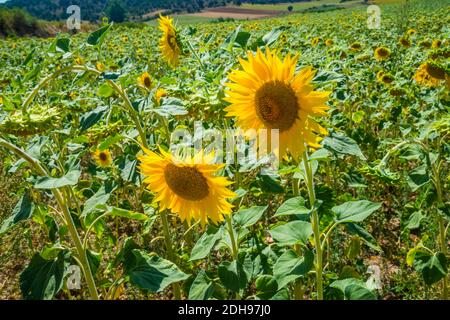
302;150;324;300
0;138;99;300
160;210;182;300
292;177;304;300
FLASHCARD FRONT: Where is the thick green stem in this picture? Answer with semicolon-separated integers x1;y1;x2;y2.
0;138;99;300
226;215;239;261
292;177;303;300
302;151;323;300
160;210;182;300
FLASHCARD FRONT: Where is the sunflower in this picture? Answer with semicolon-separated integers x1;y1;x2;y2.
381;73;394;84
374;46;390;61
138;148;236;225
158;15;182;67
350;42;362;51
413;63;442;87
406;28;416;36
156;88;168;104
419;39;431;48
224;48;330;159
376;70;385;82
96;62;105;72
311;37;320;47
399;36;411;48
325;39;334;46
138;72;153;90
93;149;113;168
0;96;3;105
432;39;442;49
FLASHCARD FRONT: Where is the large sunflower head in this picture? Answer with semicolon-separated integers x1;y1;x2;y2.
414;62;444;87
158;15;182;67
138;148;236;225
224;48;330;159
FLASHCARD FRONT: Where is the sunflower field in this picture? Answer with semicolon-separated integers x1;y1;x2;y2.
0;0;449;301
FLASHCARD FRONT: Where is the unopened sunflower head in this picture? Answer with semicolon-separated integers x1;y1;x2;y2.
93;149;113;168
224;47;330;160
350;42;362;51
138;148;236;226
158;15;182;67
0;105;60;136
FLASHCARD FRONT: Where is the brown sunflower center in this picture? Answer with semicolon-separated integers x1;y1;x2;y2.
144;76;152;88
254;80;298;131
99;152;108;161
167;34;178;51
164;163;209;201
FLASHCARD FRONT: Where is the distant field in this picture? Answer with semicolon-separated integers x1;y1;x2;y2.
235;0;362;11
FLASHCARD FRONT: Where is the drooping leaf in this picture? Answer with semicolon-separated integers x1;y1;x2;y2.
0;191;34;235
233;206;267;228
190;226;223;261
188;270;214;300
126;250;189;293
273;250;314;288
34;170;81;189
20;251;71;300
270;221;313;246
333;200;381;223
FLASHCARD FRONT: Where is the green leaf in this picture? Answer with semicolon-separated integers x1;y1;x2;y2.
190;226;223;261
188;270;214;300
407;164;430;191
255;275;278;299
270;221;313;246
413;252;448;286
82;183;115;217
235;31;251;48
79;105;109;131
87;24;111;46
333;200;381;223
108;206;148;221
274;196;310;217
330;278;377;300
323;132;366;160
218;260;248;294
273;250;314;288
0;191;34;235
98;134;123;151
87;250;101;275
126;250;189;293
346;223;382;252
153;97;188;117
34;170;81;189
20;251;70;300
233;206;267;228
55;37;70;52
97;83;115;98
406;211;425;230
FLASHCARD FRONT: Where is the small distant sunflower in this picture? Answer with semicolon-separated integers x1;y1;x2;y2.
406;29;416;36
96;62;105;72
432;39;442;49
374;46;390;61
350;42;362;51
399;36;411;48
376;70;385;82
93;149;113;168
224;48;330;159
158;15;182;67
0;96;3;105
311;37;320;47
138;148;236;225
138;72;153;90
156;88;168;104
419;39;431;48
75;56;84;65
381;73;394;85
325;39;334;46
